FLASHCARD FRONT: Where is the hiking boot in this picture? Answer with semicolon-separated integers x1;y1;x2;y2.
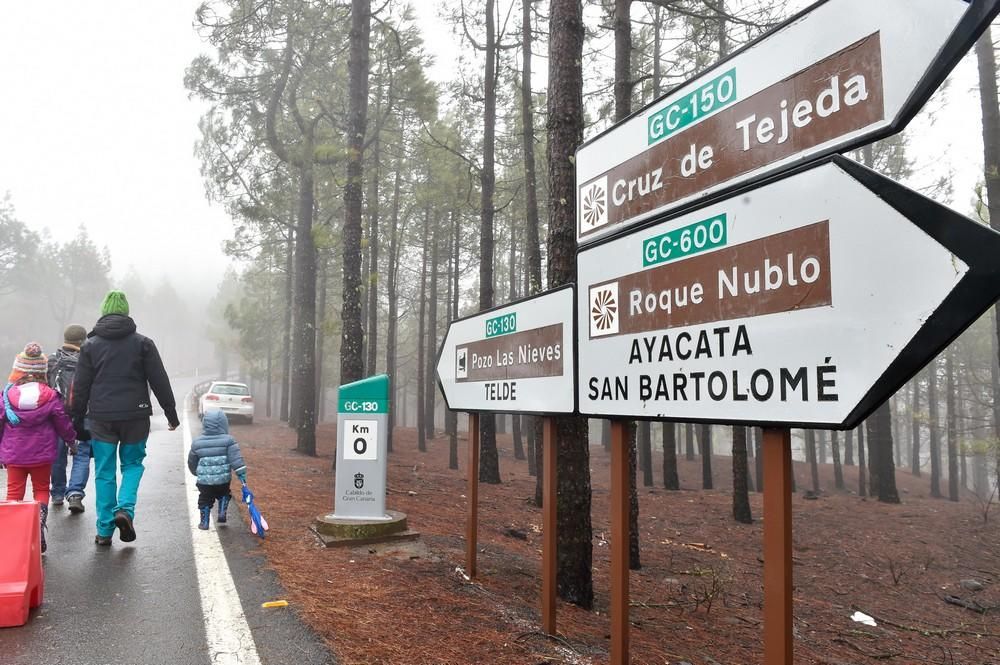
198;506;211;530
67;496;85;514
51;495;64;506
94;534;112;547
114;510;136;542
217;496;230;524
39;504;48;554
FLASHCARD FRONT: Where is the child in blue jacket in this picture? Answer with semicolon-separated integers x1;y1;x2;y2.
187;409;247;530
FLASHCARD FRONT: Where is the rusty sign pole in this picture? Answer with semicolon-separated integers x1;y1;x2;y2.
610;419;630;664
467;413;480;579
763;427;793;665
541;416;557;635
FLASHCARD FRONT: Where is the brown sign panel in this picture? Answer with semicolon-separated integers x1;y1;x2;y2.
590;221;832;338
579;34;883;239
456;324;564;382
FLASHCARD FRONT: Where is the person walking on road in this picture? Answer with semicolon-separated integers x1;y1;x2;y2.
48;324;89;511
188;409;247;530
71;291;180;546
0;343;78;553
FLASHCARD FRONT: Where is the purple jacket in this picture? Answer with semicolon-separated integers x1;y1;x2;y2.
0;382;76;467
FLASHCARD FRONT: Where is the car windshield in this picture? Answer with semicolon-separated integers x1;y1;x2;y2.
212;384;250;396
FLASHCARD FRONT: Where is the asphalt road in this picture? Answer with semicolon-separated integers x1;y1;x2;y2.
0;379;334;665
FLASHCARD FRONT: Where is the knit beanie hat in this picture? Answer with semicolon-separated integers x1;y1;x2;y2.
9;342;47;384
100;290;130;317
63;324;87;347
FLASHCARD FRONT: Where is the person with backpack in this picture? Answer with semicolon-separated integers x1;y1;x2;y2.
1;343;78;553
71;291;179;546
48;324;90;513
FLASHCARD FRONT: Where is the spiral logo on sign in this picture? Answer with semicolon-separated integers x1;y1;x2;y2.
581;177;609;231
589;282;620;337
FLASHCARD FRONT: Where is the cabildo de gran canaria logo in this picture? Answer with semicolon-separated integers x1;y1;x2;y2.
580;176;609;232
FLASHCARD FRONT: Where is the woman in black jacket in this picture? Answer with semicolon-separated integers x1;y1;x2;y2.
71;290;179;546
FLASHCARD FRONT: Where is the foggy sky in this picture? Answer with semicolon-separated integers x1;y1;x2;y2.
0;2;989;304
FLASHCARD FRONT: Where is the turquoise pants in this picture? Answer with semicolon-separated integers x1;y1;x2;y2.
92;440;147;538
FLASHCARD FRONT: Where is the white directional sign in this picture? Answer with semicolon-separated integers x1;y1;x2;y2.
577;156;1000;428
437;286;575;414
575;0;1000;245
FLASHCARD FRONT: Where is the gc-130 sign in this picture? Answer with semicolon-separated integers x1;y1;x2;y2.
575;0;1000;245
436;286;576;415
577;156;1000;429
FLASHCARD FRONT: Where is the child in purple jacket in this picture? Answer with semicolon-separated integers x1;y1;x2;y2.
0;343;77;553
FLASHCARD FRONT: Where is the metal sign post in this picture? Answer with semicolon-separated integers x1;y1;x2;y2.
609;420;630;664
437;286;576;635
575;0;1000;245
763;427;793;665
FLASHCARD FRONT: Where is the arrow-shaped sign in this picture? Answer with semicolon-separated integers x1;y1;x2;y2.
576;155;1000;429
436;285;576;415
575;0;1000;246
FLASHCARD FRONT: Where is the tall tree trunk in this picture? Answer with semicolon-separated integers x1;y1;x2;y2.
628;422;640;570
662;422;679;490
817;429;827;466
928;359;943;497
870;404;900;503
946;349;959;501
700;424;713;489
508;214;524;460
340;0;371;386
976;31;1000;466
832;430;844;490
805;429;819;493
416;208;429;453
291;157;317;455
280;231;294;422
521;0;543;296
732;426;752;523
685;423;695;461
447;210;459;470
385;164;403;453
366;121;381;377
857;423;867;497
315;258;327;423
866;417;880;497
639;421;653;486
478;0;500;484
910;377;921;476
845;429;854;466
425;215;439;443
547;0;592;608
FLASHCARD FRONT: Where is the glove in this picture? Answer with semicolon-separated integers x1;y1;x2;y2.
68;440;79;455
236;469;247;483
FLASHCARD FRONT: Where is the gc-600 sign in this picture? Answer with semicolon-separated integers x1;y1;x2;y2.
577;157;1000;429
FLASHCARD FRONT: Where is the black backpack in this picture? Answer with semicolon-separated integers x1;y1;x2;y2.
48;351;78;407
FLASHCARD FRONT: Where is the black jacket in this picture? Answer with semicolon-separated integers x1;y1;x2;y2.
71;314;179;427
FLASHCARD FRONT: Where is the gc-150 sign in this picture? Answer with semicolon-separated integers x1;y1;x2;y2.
436;286;576;415
577;156;1000;429
575;0;1000;245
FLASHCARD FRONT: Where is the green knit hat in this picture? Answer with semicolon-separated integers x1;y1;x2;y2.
100;290;130;317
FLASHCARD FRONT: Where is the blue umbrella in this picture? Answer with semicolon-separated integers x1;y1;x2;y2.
241;480;269;538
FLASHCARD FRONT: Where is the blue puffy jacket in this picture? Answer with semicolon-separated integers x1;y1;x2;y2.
187;410;247;486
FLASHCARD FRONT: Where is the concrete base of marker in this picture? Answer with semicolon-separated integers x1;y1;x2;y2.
312;510;419;548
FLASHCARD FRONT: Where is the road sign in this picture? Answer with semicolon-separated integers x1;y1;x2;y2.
334;375;391;520
577;156;1000;428
436;285;576;414
575;0;1000;246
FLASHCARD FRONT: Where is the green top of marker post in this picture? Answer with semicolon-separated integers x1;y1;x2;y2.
338;374;390;414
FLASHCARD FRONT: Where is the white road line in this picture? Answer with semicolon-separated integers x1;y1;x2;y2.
182;408;263;665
